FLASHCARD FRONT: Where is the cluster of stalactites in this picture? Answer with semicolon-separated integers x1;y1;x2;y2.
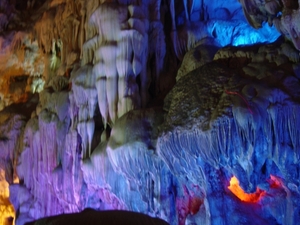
34;0;96;67
168;0;207;59
70;65;97;159
82;1;165;127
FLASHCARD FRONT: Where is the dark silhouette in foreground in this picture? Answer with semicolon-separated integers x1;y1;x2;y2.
25;209;170;225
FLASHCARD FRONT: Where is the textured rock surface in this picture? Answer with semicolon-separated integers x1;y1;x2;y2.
159;44;300;224
0;0;300;225
239;0;300;51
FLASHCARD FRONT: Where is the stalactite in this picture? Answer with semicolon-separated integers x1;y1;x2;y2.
183;0;189;21
188;0;195;18
79;7;86;60
71;65;97;159
168;0;176;30
84;1;163;126
77;121;87;158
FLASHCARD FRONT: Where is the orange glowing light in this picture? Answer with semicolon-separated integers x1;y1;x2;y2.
228;176;266;203
0;170;16;225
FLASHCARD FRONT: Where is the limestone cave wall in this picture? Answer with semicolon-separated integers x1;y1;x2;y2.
0;0;300;225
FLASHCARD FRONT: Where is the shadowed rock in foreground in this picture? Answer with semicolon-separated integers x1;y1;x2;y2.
25;209;170;225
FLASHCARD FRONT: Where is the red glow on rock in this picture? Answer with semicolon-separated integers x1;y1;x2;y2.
189;197;203;215
225;90;253;114
268;175;283;189
228;176;266;203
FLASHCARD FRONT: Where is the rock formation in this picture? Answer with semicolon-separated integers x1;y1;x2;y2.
0;0;300;225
